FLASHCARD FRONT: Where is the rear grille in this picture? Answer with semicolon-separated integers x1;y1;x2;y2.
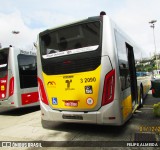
43;57;101;75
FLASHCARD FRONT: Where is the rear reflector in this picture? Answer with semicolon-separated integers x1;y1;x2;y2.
109;117;116;120
9;77;14;97
102;69;115;106
38;77;49;105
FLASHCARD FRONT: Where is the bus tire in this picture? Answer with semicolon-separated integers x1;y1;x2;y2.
139;88;144;108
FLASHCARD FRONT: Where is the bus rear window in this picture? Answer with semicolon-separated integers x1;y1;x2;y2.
17;54;37;89
40;21;100;57
0;49;9;78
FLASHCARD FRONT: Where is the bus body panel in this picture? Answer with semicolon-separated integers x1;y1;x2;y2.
41;99;123;125
113;23;151;121
42;66;101;111
101;16;125;123
41;55;112;111
113;29;134;122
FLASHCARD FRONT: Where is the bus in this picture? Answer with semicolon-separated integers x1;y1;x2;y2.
37;12;151;126
0;46;39;108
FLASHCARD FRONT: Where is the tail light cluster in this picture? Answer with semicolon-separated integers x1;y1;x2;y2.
9;77;14;97
0;75;8;99
38;77;49;105
152;89;155;95
102;69;115;106
0;76;14;99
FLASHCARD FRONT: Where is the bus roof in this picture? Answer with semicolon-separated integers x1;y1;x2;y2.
0;46;37;56
39;15;102;36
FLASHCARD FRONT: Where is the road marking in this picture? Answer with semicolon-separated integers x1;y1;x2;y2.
141;108;153;110
143;105;153;107
134;132;157;141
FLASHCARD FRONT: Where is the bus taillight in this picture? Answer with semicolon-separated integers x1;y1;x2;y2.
38;77;49;105
102;69;115;106
9;77;14;97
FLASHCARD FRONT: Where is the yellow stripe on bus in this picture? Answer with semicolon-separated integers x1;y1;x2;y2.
122;95;132;120
42;66;101;110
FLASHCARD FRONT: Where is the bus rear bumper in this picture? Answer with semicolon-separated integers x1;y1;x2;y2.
0;99;17;108
0;97;39;108
40;101;123;126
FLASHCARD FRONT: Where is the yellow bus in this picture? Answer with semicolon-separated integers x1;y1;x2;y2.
37;12;151;126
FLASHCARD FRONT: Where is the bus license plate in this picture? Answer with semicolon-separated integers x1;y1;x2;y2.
65;101;78;107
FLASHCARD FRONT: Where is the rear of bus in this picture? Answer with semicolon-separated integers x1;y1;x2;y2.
0;47;39;108
0;47;14;107
38;14;122;125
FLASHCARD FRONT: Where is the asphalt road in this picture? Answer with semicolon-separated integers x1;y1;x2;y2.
0;90;159;150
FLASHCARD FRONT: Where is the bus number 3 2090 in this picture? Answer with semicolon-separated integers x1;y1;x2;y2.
80;77;96;83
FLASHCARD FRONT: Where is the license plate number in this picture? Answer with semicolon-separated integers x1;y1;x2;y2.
65;101;78;107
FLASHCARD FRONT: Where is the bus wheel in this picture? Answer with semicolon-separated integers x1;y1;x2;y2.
139;88;144;108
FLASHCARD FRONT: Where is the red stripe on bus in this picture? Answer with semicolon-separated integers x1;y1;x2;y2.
21;92;39;105
38;77;49;105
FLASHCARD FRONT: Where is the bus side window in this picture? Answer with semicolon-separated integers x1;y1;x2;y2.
18;54;38;89
115;30;130;91
119;63;130;91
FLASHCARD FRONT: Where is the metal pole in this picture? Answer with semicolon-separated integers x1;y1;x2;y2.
152;24;158;70
152;24;157;56
149;20;157;70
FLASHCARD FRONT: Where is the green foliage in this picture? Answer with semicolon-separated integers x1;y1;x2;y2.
136;64;154;72
153;102;160;117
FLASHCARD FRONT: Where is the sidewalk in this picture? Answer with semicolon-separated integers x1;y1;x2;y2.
144;90;160;106
133;90;160;142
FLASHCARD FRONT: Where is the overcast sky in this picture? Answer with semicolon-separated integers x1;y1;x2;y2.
0;0;160;58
